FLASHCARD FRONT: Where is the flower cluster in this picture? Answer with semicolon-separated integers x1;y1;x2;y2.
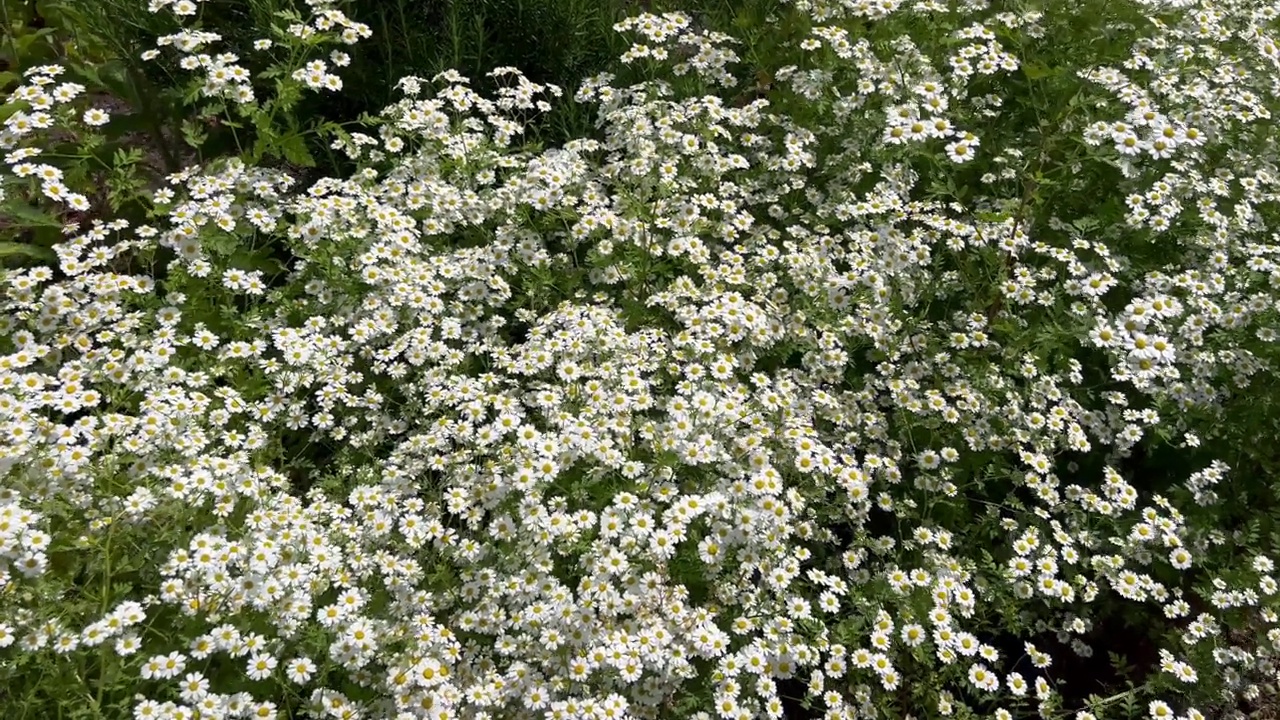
1;0;1279;719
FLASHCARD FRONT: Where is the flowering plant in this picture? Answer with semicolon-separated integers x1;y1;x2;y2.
2;0;1279;719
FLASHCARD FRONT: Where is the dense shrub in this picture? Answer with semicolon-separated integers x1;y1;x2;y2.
1;0;1279;719
42;0;647;159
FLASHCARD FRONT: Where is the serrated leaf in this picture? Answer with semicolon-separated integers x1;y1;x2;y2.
278;133;316;168
251;132;272;164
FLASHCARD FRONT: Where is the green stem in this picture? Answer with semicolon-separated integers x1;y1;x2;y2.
94;517;114;713
125;65;180;174
0;1;21;69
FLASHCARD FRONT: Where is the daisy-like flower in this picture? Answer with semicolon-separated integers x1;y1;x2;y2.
967;663;998;692
900;624;925;647
1170;661;1198;684
178;672;210;701
41;181;67;201
883;123;910;146
142;651;187;680
133;699;163;720
246;652;278;681
285;656;316;684
115;634;141;655
1115;132;1142;155
945;140;975;163
82;108;110;126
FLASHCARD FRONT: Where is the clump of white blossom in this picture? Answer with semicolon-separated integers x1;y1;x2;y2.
1;0;1279;718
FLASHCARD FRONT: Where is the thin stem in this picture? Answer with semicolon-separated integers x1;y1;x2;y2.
125;64;181;173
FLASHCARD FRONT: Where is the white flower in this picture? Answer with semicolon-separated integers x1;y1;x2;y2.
945;140;975;163
41;181;66;201
178;672;210;701
82;108;110;126
246;652;278;681
1171;661;1197;683
115;634;141;655
285;656;316;684
883;123;910;145
142;651;186;679
967;663;998;691
133;699;163;720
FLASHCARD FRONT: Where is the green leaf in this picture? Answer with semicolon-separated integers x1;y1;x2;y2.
278;133;316;168
231;249;286;276
1022;62;1056;81
202;233;238;257
32;225;61;247
180;118;209;149
0;242;57;263
3;202;64;228
1073;217;1100;232
70;60;106;89
251;133;271;164
15;28;55;54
